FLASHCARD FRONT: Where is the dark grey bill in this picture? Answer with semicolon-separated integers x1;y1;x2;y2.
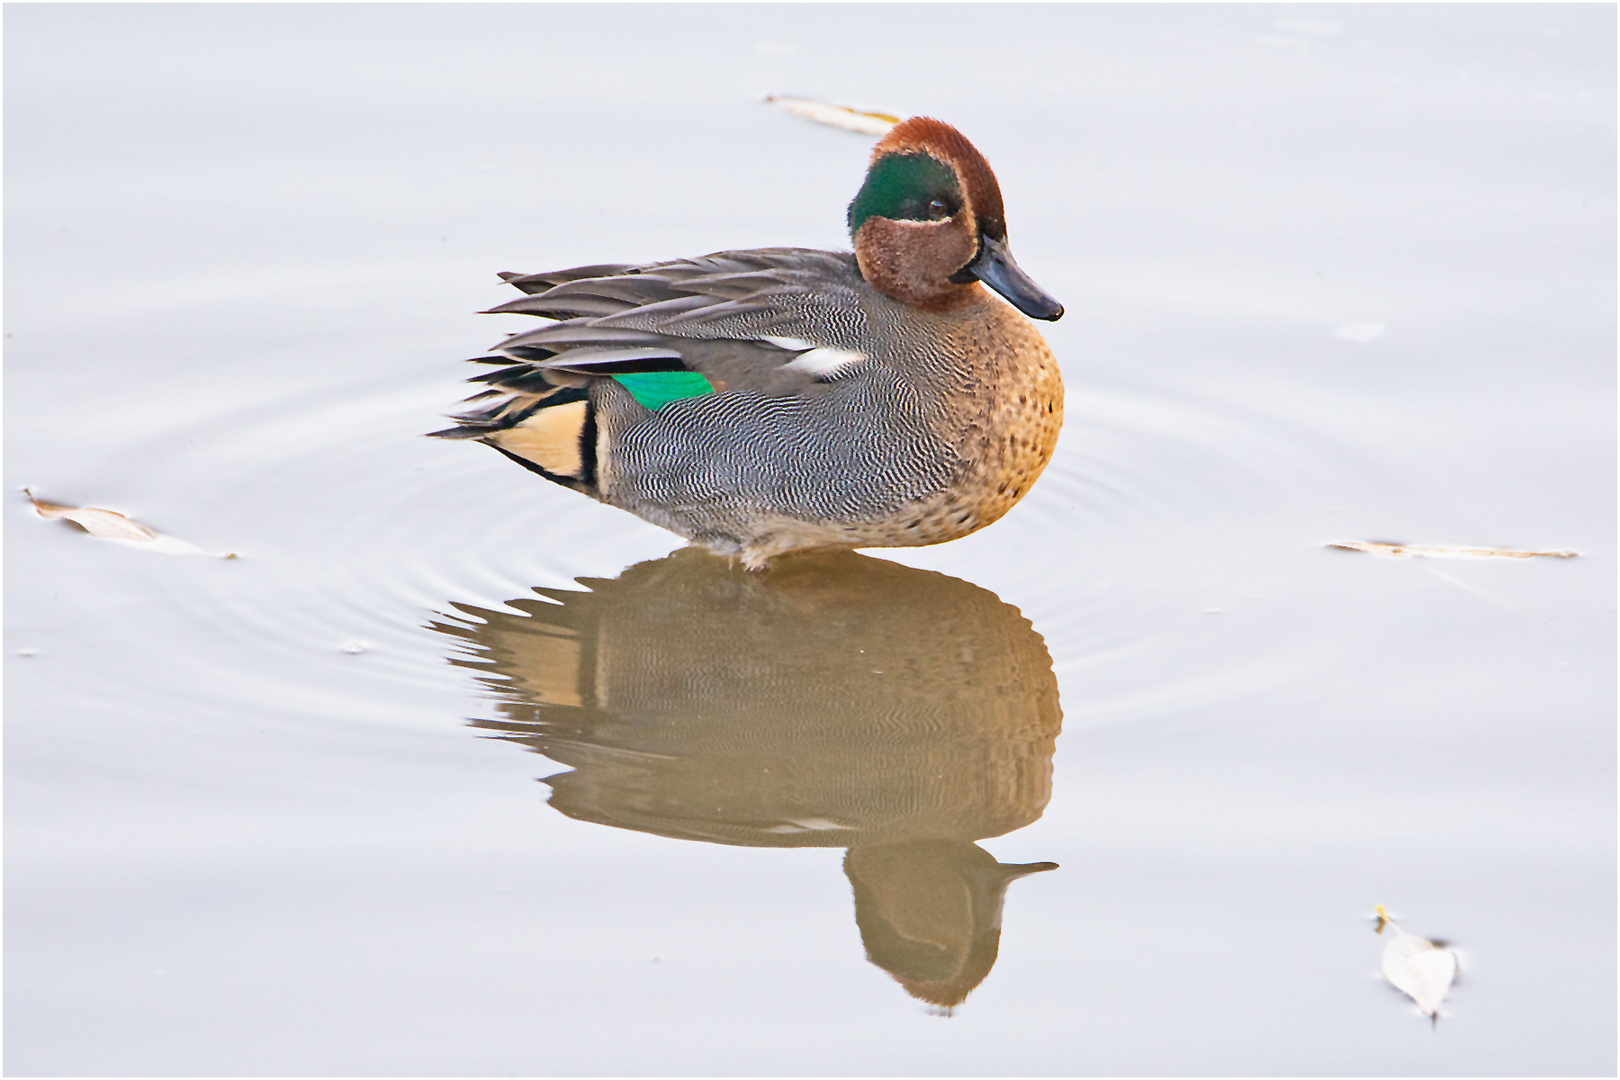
957;234;1064;321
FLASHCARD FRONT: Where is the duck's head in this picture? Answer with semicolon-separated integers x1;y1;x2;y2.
847;117;1063;321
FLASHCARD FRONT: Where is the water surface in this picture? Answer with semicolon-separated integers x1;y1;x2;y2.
6;5;1614;1074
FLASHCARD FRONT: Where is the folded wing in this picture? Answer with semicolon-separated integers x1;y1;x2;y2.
434;248;872;443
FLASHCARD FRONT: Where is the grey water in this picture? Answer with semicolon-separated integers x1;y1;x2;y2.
5;5;1614;1074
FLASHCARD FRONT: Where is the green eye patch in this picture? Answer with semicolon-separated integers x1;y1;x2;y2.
847;153;962;236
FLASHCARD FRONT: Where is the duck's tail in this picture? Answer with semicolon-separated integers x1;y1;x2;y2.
431;359;600;495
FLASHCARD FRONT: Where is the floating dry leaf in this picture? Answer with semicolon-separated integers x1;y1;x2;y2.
30;495;157;541
1330;540;1577;560
765;94;899;135
1374;905;1458;1022
26;489;231;557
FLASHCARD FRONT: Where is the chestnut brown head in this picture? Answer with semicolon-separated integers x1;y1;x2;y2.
847;117;1062;320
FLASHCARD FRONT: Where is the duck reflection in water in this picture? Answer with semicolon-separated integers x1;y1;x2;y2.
434;548;1062;1012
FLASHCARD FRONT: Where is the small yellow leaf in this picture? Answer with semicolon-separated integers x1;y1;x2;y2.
1330;540;1578;560
765;95;899;136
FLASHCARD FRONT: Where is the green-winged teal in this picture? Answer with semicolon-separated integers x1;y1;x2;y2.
436;117;1064;569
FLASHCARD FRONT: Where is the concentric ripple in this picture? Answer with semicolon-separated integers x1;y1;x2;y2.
19;338;1393;741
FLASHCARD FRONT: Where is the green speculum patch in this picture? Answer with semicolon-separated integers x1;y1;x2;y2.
611;371;716;411
847;153;963;236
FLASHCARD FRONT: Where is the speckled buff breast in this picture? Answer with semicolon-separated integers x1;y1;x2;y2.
436;117;1064;568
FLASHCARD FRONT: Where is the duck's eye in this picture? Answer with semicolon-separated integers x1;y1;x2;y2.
927;198;950;219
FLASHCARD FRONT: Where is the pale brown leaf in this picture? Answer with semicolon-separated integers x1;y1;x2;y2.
25;489;231;557
765;95;899;135
1329;540;1578;560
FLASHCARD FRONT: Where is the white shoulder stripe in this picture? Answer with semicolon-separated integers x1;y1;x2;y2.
782;346;866;377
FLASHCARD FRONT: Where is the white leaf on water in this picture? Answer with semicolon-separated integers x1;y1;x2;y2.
26;489;234;557
1334;322;1386;343
1330;540;1577;560
1374;905;1459;1020
765;95;899;136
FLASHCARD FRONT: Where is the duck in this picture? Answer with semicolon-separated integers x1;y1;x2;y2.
435;116;1064;570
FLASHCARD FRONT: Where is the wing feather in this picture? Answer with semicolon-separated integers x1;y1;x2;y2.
438;248;872;437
